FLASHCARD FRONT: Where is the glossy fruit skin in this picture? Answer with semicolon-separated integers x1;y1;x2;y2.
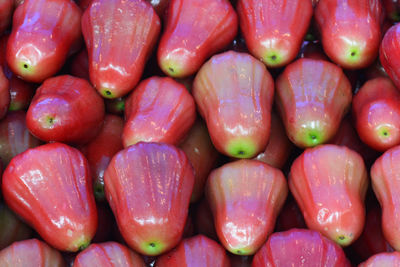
0;239;65;267
156;235;230;267
80;114;124;201
353;77;400;151
157;0;237;78
74;242;146;267
8;75;35;111
82;0;161;98
193;51;274;159
206;159;288;255
0;66;10;120
26;75;105;144
370;145;400;251
123;76;196;147
252;229;351;267
315;0;383;69
0;0;13;36
289;145;368;247
2;142;98;252
275;58;352;148
237;0;313;68
359;252;400;267
179;119;219;202
6;0;82;83
147;0;170;18
104;142;195;256
380;23;400;90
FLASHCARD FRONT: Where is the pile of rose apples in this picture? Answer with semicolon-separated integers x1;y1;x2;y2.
1;0;400;266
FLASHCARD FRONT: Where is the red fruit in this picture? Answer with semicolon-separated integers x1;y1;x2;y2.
252;229;351;267
0;239;65;267
68;49;90;81
0;66;10;120
370;145;400;251
315;0;383;69
193;51;274;158
2;142;98;251
82;0;160;98
26;75;105;144
156;235;230;267
104;142;195;256
105;97;125;115
74;242;146;267
81;114;124;201
157;0;237;78
275;58;352;148
147;0;170;18
237;0;313;68
0;111;42;166
8;75;35;111
380;23;400;90
206;159;288;255
179;119;219;202
123;76;196;147
289;144;368;246
6;0;82;83
0;0;13;35
359;252;400;267
353;77;400;151
253;112;293;169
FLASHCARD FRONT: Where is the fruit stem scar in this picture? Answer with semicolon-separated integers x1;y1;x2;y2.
23;64;28;69
149;242;156;247
168;67;174;72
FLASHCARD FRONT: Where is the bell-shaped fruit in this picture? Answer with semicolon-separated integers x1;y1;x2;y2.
156;235;230;267
359;252;400;267
2;142;98;251
315;0;383;69
74;242;146;267
289;144;368;246
157;0;237;78
6;0;82;82
82;0;161;98
237;0;313;68
104;142;195;256
123;76;196;147
275;58;352;148
380;23;400;90
353;77;400;151
0;239;65;267
0;66;10;120
206;159;288;255
252;229;351;266
26;75;105;144
193;51;274;158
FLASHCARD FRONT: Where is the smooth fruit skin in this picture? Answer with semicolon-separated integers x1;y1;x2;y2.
157;0;237;78
0;66;10;120
80;114;124;201
123;76;196;147
74;242;146;267
237;0;312;68
156;235;230;267
206;159;288;255
380;23;400;90
353;77;400;151
26;75;105;144
0;0;13;35
359;252;400;267
82;0;161;98
289;145;368;246
0;239;65;267
6;0;82;83
104;142;195;256
252;229;351;267
275;58;352;148
2;142;98;252
8;74;35;111
193;51;274;159
315;0;383;69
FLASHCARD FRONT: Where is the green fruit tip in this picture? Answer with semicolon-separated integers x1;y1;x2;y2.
226;138;257;159
345;47;361;64
101;88;115;99
73;236;91;252
263;50;285;67
298;127;325;148
377;125;391;139
336;234;352;247
228;246;253;256
140;241;167;256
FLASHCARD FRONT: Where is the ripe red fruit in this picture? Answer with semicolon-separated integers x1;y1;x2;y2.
289;144;368;246
252;229;351;266
0;66;10;120
157;0;237;78
275;58;352;148
82;0;161;98
6;0;82;83
156;235;230;267
8;75;35;111
193;51;274;158
123;76;196;147
315;0;383;69
359;252;400;267
2;142;98;251
237;0;313;68
104;142;194;256
26;75;105;144
74;242;146;267
0;239;65;267
380;23;400;90
206;159;288;255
